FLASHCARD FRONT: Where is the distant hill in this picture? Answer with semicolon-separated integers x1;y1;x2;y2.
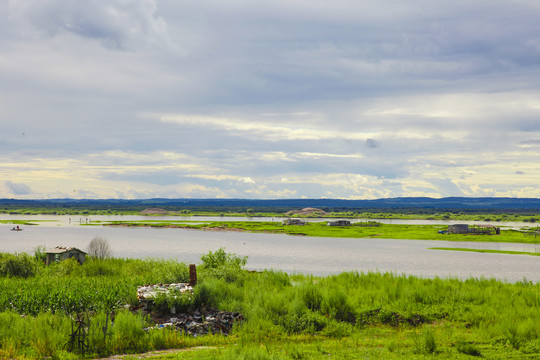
1;197;540;213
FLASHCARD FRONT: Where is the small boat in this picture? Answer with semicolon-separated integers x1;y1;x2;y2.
10;227;23;231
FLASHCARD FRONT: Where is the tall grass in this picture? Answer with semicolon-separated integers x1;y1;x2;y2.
0;250;539;359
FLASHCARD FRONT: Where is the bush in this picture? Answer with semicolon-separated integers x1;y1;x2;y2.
320;288;355;323
200;248;247;270
300;283;322;311
200;248;247;283
110;310;146;353
0;253;37;278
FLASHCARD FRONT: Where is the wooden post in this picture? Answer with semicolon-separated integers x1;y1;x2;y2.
189;264;197;286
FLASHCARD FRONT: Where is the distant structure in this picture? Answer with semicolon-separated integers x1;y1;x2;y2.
327;220;352;227
448;224;500;235
285;208;327;217
448;224;470;234
282;218;306;225
45;246;87;266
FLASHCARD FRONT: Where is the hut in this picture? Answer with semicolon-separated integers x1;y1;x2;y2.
448;224;469;234
282;218;306;225
45;246;87;266
327;220;352;226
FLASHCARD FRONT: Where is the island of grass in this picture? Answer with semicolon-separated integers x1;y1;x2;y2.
429;247;540;256
0;249;539;359
97;219;540;244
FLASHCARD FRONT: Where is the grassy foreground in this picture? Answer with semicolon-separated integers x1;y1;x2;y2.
101;220;540;244
0;250;539;359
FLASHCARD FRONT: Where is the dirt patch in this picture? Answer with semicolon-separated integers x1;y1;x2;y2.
285;207;327;216
139;208;172;215
95;346;216;360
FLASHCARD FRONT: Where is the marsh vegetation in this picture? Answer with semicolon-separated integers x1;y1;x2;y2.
0;249;538;359
101;220;540;244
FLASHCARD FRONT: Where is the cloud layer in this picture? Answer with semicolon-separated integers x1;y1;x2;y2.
1;0;540;199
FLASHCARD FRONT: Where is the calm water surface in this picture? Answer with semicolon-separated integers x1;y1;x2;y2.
2;216;539;283
1;214;537;228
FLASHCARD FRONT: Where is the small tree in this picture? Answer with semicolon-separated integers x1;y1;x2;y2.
87;237;111;260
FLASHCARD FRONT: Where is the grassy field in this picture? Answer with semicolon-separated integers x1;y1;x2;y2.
430;247;540;256
0;249;539;359
99;220;540;244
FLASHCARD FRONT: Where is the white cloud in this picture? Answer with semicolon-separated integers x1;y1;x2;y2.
5;181;33;195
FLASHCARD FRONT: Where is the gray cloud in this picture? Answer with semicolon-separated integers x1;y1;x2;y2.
366;139;379;149
520;139;540;145
5;181;33;195
1;1;540;199
8;0;170;50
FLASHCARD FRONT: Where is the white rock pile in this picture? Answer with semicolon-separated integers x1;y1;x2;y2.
137;283;193;300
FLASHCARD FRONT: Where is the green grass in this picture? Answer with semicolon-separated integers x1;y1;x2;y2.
102;220;540;244
1;251;539;359
0;219;39;226
430;247;540;256
2;205;540;223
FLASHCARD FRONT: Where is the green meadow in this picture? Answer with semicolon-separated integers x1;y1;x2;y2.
0;249;539;359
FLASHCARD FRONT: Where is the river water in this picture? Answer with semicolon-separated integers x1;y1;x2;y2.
1;215;539;282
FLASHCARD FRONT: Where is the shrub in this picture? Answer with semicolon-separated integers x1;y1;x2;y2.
110;310;146;353
200;248;247;270
320;288;355;323
0;253;37;278
300;283;322;311
200;248;247;283
54;257;83;276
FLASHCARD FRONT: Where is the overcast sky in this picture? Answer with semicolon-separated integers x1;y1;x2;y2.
1;0;540;200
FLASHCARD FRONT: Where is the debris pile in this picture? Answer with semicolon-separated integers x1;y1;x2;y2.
137;282;244;335
145;309;244;336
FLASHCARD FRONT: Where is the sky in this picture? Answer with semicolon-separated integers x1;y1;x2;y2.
1;0;540;200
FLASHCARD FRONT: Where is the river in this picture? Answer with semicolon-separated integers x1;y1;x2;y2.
2;215;539;282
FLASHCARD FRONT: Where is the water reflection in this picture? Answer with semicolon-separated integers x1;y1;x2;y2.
0;214;537;229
